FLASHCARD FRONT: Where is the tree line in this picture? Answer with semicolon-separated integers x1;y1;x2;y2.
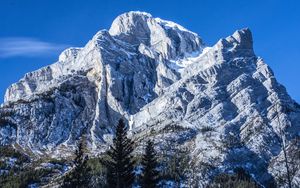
61;119;260;188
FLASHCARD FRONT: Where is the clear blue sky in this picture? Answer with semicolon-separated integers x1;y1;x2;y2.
0;0;299;103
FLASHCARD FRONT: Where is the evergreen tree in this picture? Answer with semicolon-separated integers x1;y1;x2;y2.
102;119;135;188
160;140;190;186
209;168;260;188
141;140;160;188
62;139;91;188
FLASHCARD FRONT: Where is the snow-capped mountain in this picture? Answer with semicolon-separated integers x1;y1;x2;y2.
0;11;299;186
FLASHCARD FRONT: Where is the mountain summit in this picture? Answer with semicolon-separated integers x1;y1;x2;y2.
0;11;299;187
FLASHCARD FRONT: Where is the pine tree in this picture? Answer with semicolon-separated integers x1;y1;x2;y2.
62;139;91;188
102;119;135;188
210;168;260;188
141;140;160;188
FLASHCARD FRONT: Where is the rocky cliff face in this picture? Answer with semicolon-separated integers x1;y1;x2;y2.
0;11;299;187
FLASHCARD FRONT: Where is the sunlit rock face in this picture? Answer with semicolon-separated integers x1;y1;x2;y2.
0;11;299;187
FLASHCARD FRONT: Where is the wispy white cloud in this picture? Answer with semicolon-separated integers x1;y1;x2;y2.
0;37;69;58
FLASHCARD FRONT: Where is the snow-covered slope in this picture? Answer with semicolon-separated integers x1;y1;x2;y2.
0;11;299;187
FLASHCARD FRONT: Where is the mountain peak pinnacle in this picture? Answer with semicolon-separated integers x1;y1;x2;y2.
232;28;253;49
109;11;152;37
108;11;204;59
213;28;254;59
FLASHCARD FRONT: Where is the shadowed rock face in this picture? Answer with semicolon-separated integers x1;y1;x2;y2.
0;11;299;187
